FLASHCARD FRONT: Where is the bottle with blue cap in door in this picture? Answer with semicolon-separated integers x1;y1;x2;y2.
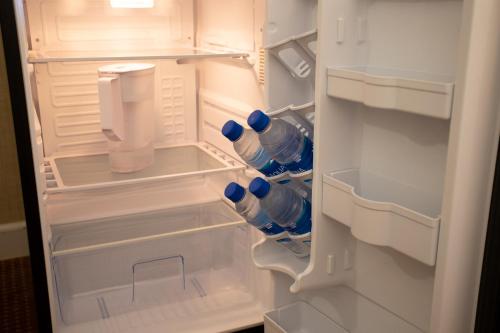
249;177;312;248
222;120;289;183
224;182;309;257
247;110;313;183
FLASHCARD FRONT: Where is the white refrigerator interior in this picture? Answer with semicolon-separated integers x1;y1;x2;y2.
12;0;500;332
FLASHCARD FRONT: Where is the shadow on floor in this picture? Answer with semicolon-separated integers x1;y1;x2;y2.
235;325;265;333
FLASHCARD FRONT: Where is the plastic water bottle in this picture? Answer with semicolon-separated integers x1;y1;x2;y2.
249;177;312;247
285;179;312;203
224;182;309;257
247;110;313;183
222;120;288;183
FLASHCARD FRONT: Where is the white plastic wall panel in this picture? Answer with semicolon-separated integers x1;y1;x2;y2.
35;61;196;156
264;0;316;114
366;1;462;77
265;0;317;47
199;89;256;164
26;0;194;52
197;0;257;52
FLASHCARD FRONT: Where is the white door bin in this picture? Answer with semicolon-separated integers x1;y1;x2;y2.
264;301;348;333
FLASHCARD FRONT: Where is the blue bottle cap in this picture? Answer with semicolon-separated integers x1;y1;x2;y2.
224;182;246;203
247;110;270;133
221;120;244;142
249;177;271;199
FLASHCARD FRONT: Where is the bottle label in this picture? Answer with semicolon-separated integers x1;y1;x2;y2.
252;211;285;236
284;180;311;200
268;174;291;185
287;199;312;236
287;137;313;175
257;223;286;235
258;159;288;178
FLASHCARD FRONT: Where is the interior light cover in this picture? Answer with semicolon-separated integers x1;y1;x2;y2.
110;0;154;8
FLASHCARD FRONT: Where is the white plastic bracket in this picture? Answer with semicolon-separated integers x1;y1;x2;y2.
326;254;335;275
337;18;345;44
343;249;353;271
357;17;367;43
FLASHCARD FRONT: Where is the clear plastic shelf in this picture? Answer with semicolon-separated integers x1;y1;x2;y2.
327;66;454;119
45;143;244;194
322;169;441;265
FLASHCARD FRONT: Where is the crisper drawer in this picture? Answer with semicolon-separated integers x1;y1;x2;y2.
50;201;254;326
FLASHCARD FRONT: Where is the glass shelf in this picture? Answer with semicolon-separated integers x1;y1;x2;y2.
51;201;245;256
28;48;249;64
45;143;244;193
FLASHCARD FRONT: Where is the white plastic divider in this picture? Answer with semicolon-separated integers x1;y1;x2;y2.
264;301;347;333
28;48;250;64
44;143;245;194
327;67;454;119
265;29;317;57
266;30;317;80
322;169;441;266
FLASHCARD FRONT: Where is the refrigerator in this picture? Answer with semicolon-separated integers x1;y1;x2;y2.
4;0;500;332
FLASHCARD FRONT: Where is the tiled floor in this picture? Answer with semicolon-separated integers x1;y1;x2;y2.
0;257;38;332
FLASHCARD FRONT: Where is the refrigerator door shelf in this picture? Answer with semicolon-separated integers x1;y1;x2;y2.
322;169;441;266
251;238;309;292
44;143;244;194
27;48;249;64
264;301;347;333
327;67;454;119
